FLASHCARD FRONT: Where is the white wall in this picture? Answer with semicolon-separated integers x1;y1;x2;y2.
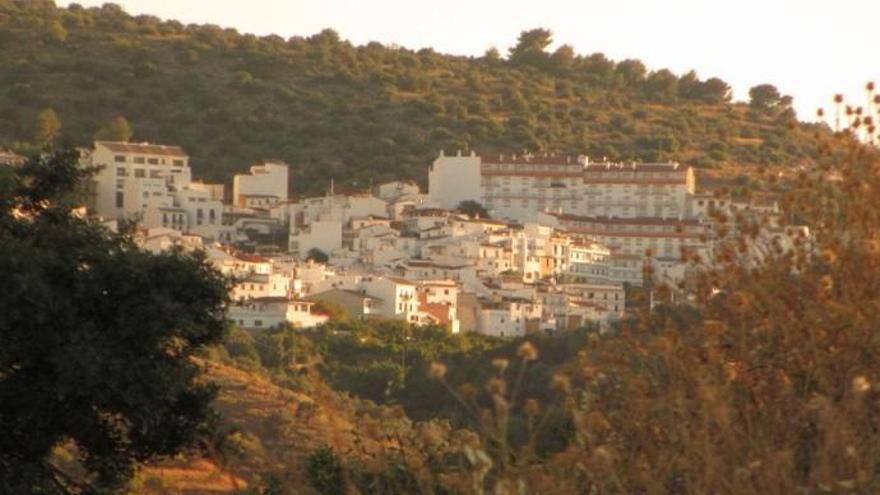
428;153;482;210
233;161;289;206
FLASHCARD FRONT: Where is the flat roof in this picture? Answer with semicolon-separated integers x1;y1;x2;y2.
96;141;188;158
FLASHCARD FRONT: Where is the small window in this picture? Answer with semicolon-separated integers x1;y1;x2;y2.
147;158;159;165
254;320;262;327
173;159;184;166
134;169;145;178
115;191;124;208
116;167;126;177
134;157;145;164
114;155;126;163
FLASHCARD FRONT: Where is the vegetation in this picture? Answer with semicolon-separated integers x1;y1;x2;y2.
456;200;490;219
192;131;880;494
0;150;230;493
0;2;832;194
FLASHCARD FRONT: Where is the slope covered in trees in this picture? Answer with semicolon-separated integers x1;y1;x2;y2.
1;1;829;193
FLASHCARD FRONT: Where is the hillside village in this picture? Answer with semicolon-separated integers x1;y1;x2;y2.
3;141;806;337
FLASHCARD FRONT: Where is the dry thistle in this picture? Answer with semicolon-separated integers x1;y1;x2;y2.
486;377;507;396
852;375;871;394
551;373;572;394
429;361;448;380
492;357;510;373
524;398;540;417
517;341;538;362
458;382;478;401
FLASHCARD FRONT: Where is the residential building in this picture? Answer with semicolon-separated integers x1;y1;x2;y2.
232;161;289;207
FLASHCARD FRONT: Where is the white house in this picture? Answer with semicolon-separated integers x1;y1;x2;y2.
232;161;289;207
229;297;328;330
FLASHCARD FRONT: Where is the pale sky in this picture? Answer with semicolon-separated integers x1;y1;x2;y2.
73;0;879;121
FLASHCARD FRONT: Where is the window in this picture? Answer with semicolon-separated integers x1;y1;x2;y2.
115;191;124;208
114;155;126;163
147;158;159;165
134;169;145;178
134;157;145;164
254;320;263;327
116;167;126;177
173;159;184;166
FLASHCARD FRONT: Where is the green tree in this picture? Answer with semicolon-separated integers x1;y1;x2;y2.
33;108;62;147
93;116;133;142
616;59;647;86
0;150;230;493
306;248;329;263
748;83;784;110
456;200;490;219
508;28;553;66
47;20;68;43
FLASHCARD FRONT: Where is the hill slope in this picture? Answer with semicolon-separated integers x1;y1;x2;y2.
1;1;828;193
130;358;435;494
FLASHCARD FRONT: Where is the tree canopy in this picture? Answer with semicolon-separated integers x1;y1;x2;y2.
0;3;833;192
93;116;133;142
0;150;230;493
456;200;490;219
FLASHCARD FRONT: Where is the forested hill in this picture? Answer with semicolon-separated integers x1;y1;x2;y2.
1;1;830;193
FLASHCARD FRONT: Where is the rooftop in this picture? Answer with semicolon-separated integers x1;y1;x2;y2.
96;141;188;158
480;153;585;166
583;162;681;173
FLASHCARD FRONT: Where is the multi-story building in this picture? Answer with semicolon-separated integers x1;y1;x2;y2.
233;161;289;207
538;212;711;260
87;141;224;239
428;151;696;221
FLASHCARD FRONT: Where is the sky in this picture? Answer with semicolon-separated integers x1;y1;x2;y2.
72;0;879;122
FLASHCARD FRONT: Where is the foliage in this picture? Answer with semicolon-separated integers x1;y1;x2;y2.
305;247;329;263
33;108;61;147
456;200;490;219
0;3;834;193
0;149;230;493
306;447;344;495
94;116;133;142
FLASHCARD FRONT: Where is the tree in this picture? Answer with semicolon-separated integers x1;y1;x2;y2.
549;44;575;73
616;59;647;86
305;248;329;263
508;28;553;66
0;150;230;493
748;83;784;110
482;46;501;64
47;20;68;43
93;116;133;142
456;200;490;219
33;108;61;147
643;69;679;103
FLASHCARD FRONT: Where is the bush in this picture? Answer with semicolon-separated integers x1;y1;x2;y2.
306;447;344;495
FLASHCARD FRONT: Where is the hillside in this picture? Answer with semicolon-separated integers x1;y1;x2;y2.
0;1;831;194
128;357;447;494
